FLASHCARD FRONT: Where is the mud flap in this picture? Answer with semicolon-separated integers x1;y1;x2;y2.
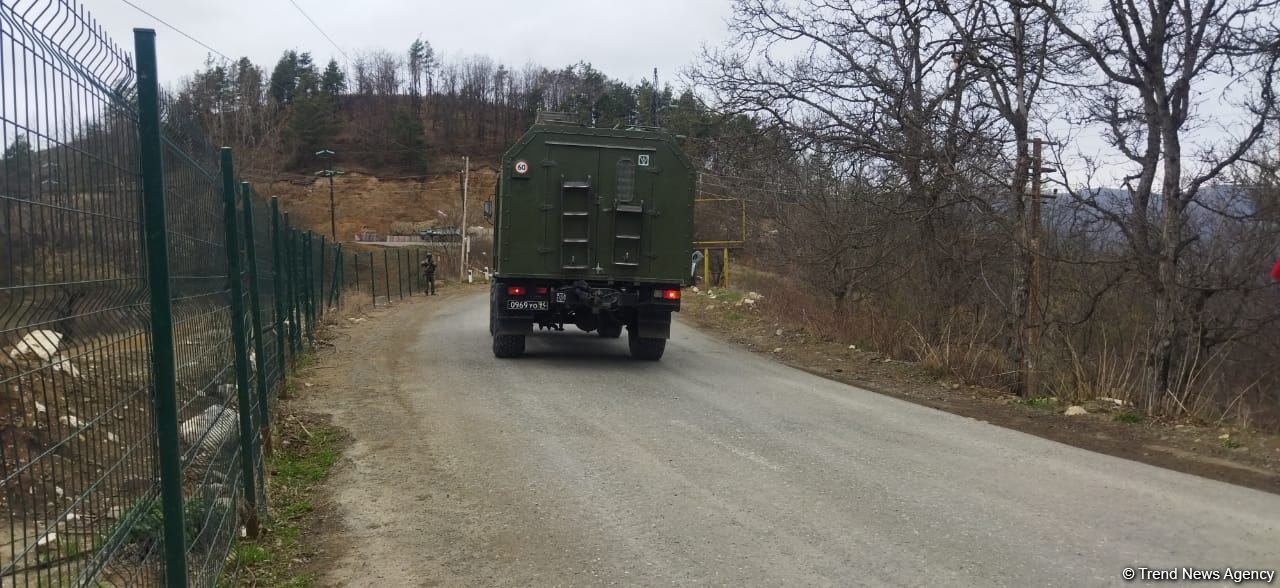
632;311;672;340
493;316;533;335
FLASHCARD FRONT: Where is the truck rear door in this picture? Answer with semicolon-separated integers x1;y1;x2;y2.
546;143;657;278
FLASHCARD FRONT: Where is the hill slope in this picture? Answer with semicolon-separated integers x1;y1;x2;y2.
269;166;499;242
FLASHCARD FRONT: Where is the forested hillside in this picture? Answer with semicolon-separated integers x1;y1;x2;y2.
160;41;777;248
163;43;755;179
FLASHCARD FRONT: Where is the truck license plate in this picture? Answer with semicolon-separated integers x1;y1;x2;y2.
507;300;548;311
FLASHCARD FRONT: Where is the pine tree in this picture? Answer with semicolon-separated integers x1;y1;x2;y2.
268;50;299;105
235;57;264;107
296;52;319;96
408;40;426;114
390;106;426;171
320;59;346;99
287;95;340;162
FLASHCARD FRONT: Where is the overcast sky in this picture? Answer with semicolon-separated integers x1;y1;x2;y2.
81;0;1262;187
93;0;735;87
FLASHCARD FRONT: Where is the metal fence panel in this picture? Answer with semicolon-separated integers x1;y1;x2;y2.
1;2;160;585
0;2;326;585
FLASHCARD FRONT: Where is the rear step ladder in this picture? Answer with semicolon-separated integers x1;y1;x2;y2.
560;178;592;270
612;201;643;267
612;157;643;268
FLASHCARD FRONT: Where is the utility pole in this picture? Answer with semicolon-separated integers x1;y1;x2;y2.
1023;138;1046;397
460;155;469;281
651;67;659;126
315;149;343;240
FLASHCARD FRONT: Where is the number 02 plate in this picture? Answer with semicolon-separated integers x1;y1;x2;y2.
506;300;548;311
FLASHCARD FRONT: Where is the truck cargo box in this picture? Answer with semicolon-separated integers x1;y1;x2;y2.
494;116;695;284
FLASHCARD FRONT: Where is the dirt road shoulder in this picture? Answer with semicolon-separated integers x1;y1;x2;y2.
287;286;479;586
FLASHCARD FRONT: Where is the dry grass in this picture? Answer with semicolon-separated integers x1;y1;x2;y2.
731;268;916;358
1048;331;1273;428
908;316;1014;387
728;267;1011;386
722;263;1277;431
1054;336;1147;407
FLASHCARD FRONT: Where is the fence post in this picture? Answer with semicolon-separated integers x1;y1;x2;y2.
397;249;404;300
333;244;343;308
413;248;419;294
302;231;314;341
134;28;189;587
383;249;391;305
318;235;327;318
219;148;261;538
307;232;318;333
369;252;377;306
296;230;306;345
706;247;716;286
271;198;288;397
309;233;318;324
723;247;730;288
300;231;310;335
284;214;301;355
297;230;307;337
352;252;360;301
240;182;273;457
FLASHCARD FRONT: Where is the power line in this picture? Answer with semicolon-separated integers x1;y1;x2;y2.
286;0;351;63
115;0;232;63
115;0;309;102
116;0;344;101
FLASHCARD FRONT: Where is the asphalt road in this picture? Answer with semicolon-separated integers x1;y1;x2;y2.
308;292;1280;587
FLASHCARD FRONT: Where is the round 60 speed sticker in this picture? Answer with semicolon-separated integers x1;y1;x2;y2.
514;160;530;175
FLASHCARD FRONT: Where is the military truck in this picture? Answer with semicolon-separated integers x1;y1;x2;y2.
418;226;462;242
488;113;695;360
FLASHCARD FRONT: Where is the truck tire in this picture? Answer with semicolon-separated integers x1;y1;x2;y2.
598;322;623;339
628;331;666;360
493;334;525;358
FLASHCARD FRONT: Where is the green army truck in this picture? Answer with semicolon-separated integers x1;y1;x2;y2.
488;113;695;360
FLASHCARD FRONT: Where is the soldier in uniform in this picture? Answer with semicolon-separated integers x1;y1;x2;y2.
420;253;437;295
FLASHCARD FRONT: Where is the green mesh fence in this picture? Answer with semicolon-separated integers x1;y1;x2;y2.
0;1;330;585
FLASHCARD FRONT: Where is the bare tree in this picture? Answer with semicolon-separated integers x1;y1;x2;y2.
461;56;496;140
369;50;402;96
352;55;373;95
693;0;999;330
1029;0;1280;409
936;0;1078;391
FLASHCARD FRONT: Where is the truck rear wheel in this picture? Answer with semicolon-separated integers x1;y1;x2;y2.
598;322;623;339
628;330;666;360
493;334;525;358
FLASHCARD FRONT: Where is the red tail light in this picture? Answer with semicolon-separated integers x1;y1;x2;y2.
535;287;549;295
507;286;526;296
662;289;681;300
